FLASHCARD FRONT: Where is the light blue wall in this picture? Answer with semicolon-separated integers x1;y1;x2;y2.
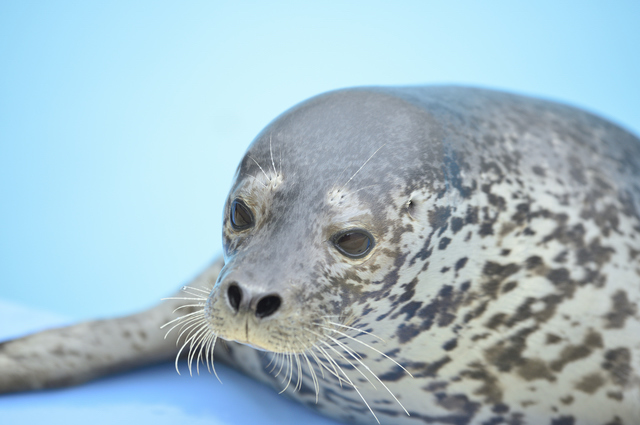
1;1;639;319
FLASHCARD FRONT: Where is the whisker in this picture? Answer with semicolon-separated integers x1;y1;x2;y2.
207;335;221;382
180;289;210;299
275;351;286;378
182;286;210;293
265;352;277;372
171;303;206;313
161;310;203;329
325;321;385;342
168;316;203;343
269;134;277;176
314;345;349;387
174;321;208;375
187;325;210;376
318;340;379;424
322;326;413;377
175;317;206;347
341;184;380;198
327;335;409;417
339;144;386;191
161;312;204;339
247;173;268;187
302;351;320;403
162;297;207;302
197;333;213;375
279;142;282;175
249;156;270;183
279;353;294;394
319;340;375;389
294;353;302;392
296;332;326;381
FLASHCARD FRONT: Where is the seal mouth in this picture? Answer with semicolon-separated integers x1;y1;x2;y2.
232;339;270;351
163;285;414;423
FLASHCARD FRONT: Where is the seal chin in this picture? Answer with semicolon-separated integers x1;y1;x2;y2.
230;339;270;352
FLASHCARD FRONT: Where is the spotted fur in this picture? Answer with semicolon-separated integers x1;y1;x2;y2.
1;87;638;425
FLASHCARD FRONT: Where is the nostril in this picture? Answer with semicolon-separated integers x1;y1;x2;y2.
255;295;281;318
227;284;242;312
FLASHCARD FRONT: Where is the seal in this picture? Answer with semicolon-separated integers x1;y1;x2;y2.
1;86;639;425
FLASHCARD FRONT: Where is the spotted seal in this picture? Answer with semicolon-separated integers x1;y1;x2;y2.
1;86;639;425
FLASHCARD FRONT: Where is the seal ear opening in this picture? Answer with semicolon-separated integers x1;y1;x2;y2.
406;198;417;219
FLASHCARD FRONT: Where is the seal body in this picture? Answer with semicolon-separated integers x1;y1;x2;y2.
204;87;640;424
1;86;639;425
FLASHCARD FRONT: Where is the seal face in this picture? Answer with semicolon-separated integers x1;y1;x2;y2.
178;87;640;424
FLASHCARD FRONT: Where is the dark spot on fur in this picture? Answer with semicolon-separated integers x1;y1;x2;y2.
451;217;464;234
551;416;575;425
455;257;468;272
602;347;631;386
606;391;623;401
545;333;561;344
574;372;605;394
547;268;570;286
518;358;555;382
396;323;421;344
576;238;615;267
429;206;451;229
434;391;481;420
408;356;452;379
532;165;546;177
492;403;509;414
485;313;506;330
481;417;505;425
501;281;517;293
443;338;458;351
604;290;637;329
465;206;478;224
525;255;543;269
482;261;520;298
392;301;423;321
460;361;503;403
550;329;602;372
479;222;494;237
464;300;489;323
559;395;574;405
553;250;568;263
398;278;419;303
439;237;452;250
485;326;537;373
417;284;464;330
603;416;624;425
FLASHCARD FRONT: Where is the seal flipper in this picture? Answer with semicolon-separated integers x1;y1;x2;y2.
0;256;224;393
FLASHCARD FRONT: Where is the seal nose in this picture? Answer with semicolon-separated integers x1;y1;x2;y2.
226;283;282;318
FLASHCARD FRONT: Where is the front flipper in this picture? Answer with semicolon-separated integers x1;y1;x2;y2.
0;256;224;393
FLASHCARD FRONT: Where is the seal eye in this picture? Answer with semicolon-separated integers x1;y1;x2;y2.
230;199;254;230
333;230;374;258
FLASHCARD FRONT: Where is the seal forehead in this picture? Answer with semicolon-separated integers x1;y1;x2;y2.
244;89;447;197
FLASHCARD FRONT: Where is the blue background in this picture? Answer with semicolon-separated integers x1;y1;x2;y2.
0;1;638;424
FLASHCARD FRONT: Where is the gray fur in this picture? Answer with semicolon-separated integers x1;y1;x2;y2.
1;87;639;425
